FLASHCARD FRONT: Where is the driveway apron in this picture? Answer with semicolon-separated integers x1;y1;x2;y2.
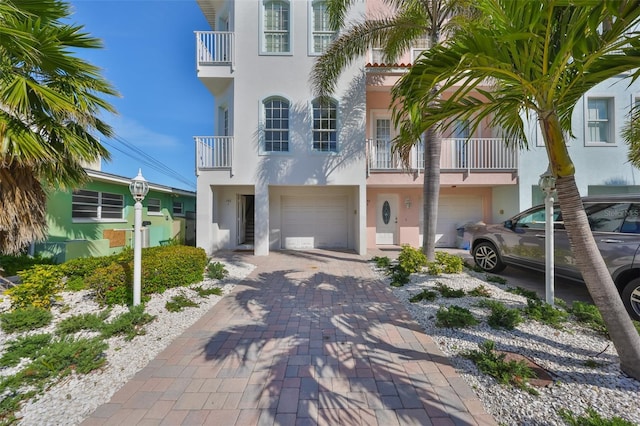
82;250;496;426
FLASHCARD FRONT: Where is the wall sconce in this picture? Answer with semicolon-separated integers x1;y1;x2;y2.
366;199;370;206
405;197;411;209
225;199;231;206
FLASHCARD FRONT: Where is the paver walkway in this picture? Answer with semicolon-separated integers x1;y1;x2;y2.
82;250;496;426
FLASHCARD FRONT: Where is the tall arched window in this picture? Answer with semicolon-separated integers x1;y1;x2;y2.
263;0;290;53
310;0;335;55
312;98;337;152
264;97;290;152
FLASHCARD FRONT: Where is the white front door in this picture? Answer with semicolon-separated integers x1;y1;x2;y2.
376;194;398;245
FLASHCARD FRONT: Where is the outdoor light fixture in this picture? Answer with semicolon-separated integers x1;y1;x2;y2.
129;169;149;306
539;167;557;306
405;197;412;209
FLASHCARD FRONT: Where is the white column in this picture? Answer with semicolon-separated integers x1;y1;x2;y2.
254;184;270;256
544;192;555;306
133;200;143;306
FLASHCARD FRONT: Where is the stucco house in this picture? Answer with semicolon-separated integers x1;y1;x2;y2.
193;0;640;256
34;168;196;263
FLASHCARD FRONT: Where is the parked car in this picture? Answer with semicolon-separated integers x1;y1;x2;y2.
466;195;640;320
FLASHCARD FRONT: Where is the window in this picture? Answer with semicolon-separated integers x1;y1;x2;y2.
516;206;562;230
263;0;290;53
585;203;629;232
147;198;161;214
374;118;393;168
172;201;184;216
72;190;123;221
312;98;337;151
310;0;335;55
587;97;614;144
263;97;289;152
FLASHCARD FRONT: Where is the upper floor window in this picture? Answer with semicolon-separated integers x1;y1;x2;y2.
72;190;123;221
147;198;161;214
310;0;335;55
586;97;614;144
264;97;290;152
172;201;184;216
262;0;290;54
312;98;337;152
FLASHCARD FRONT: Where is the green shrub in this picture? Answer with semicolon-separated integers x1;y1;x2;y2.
389;264;412;287
165;294;199;312
193;286;223;297
468;285;492;297
141;245;208;294
397;245;427;273
435;305;479;328
0;307;53;333
479;300;523;330
571;301;607;333
409;289;438;303
558;408;635;426
7;265;64;309
435;282;466;298
101;305;156;341
206;261;229;280
505;285;540;300
371;256;391;269
30;337;108;376
56;311;110;336
0;334;52;367
434;252;464;274
0;254;55;277
58;254;121;280
64;276;87;292
463;340;537;394
524;299;568;327
85;262;130;306
486;275;508;285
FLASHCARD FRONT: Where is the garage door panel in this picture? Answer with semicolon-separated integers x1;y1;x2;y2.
282;195;348;249
420;196;483;247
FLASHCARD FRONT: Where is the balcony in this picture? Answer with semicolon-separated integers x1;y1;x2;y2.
195;31;234;95
195;136;233;174
367;138;518;173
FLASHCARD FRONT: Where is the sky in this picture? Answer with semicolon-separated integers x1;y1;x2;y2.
67;0;214;191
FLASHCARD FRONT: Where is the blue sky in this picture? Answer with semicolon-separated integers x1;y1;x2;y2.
68;0;213;191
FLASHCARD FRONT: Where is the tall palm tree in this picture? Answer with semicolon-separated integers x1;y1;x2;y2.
311;0;467;261
392;0;640;378
0;0;117;254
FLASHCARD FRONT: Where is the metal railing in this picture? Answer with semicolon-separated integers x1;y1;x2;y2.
195;31;234;66
195;136;233;172
367;137;517;172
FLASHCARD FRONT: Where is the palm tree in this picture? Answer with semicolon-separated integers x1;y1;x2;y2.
0;0;117;254
311;0;468;261
392;0;640;378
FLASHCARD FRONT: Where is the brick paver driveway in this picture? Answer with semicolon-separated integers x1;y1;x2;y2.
83;250;496;426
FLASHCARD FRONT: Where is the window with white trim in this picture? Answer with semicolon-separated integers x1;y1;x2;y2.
172;201;184;215
310;0;334;55
147;198;161;214
312;98;337;152
262;0;290;54
586;97;614;144
72;190;123;220
263;97;290;152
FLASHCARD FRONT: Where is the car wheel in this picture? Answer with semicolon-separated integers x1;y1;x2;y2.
622;278;640;321
472;242;507;273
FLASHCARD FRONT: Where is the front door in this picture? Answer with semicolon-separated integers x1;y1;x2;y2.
237;195;246;246
376;194;398;245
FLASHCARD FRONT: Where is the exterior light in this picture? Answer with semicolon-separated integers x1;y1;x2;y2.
405;197;412;209
539;166;557;306
129;169;149;306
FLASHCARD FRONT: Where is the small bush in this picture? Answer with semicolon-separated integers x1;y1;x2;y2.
0;307;53;333
31;337;108;376
64;276;87;292
486;275;508;285
435;282;466;298
101;305;156;341
434;252;464;274
58;255;121;280
85;263;130;306
558;408;635;426
524;299;568;327
389;265;411;287
0;254;55;277
436;305;479;328
397;245;427;274
0;334;52;367
463;340;537;394
165;294;199;312
56;311;110;336
141;246;208;294
7;265;64;309
479;300;523;330
371;256;391;269
409;289;438;303
206;261;229;280
193;286;223;297
505;286;539;300
571;301;607;333
468;285;492;297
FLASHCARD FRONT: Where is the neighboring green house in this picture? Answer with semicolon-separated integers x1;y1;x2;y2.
34;169;196;263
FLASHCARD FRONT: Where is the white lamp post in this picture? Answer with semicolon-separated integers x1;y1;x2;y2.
129;169;149;306
539;167;557;306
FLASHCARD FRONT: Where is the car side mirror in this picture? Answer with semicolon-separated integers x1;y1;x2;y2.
504;219;513;229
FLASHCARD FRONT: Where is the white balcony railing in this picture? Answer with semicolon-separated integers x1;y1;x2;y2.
195;136;233;172
196;31;234;66
367;138;517;172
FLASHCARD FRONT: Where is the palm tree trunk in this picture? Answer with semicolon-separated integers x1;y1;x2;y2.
422;124;442;262
556;176;640;379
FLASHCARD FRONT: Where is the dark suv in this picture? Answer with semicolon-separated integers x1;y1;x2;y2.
467;195;640;320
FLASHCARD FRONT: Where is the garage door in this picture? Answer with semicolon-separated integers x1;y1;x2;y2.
282;195;349;249
420;195;484;247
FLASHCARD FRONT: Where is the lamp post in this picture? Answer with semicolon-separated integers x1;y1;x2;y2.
129;169;149;306
539;167;557;306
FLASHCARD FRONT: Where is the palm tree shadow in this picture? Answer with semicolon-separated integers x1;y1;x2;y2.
201;266;474;424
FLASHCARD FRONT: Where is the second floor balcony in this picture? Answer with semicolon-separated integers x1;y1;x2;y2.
196;31;234;66
195;136;233;175
367;138;518;173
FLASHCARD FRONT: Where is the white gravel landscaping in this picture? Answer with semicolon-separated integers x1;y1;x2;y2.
0;259;255;426
375;264;640;426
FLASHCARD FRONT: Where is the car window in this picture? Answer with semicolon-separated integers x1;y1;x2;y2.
585;203;630;233
620;203;640;234
515;207;561;230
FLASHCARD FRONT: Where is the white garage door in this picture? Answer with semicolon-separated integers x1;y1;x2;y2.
282;196;349;249
420;195;484;247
